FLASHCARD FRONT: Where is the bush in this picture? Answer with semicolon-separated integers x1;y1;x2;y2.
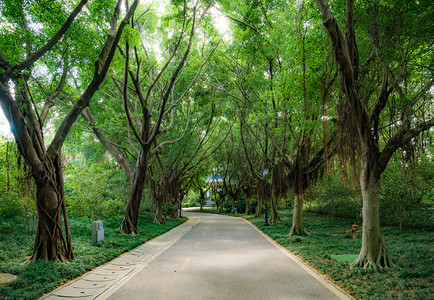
249;200;257;214
308;175;362;220
380;154;434;230
182;190;200;208
163;202;179;219
0;137;36;219
235;196;246;214
223;199;232;213
64;161;128;220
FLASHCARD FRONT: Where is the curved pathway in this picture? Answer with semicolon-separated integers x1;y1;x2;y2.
104;212;352;300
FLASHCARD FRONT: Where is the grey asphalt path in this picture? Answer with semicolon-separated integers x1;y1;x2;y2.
105;212;352;300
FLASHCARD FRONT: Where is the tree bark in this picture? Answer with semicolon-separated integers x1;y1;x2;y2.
153;196;165;224
269;196;281;224
290;193;308;235
245;190;251;215
31;152;73;262
119;151;149;234
351;145;393;270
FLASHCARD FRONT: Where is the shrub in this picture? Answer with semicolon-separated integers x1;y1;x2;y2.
235;196;246;214
308;175;362;220
182;190;200;208
64;161;128;220
0;137;36;219
223;199;232;213
249;200;257;214
380;154;434;230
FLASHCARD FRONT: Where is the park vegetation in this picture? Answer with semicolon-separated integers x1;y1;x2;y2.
0;0;432;298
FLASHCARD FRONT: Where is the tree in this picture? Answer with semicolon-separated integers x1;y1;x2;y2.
314;0;433;269
117;0;218;234
0;0;139;261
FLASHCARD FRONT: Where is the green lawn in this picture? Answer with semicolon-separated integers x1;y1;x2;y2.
0;212;186;300
203;209;433;299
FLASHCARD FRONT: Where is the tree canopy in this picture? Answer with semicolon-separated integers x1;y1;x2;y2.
0;0;432;272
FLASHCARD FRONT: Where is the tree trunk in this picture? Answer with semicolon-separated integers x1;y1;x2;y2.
290;193;308;235
245;194;251;215
31;153;73;262
269;196;281;224
120;151;148;235
352;150;393;270
219;194;224;213
154;196;165;224
200;189;205;212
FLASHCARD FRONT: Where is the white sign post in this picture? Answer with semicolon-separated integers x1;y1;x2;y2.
92;221;104;245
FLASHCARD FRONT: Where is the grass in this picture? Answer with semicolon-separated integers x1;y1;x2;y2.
199;208;433;300
0;212;186;300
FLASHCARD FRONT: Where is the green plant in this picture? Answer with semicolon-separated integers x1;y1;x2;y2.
223;199;232;213
182;190;200;208
0;212;186;299
380;154;434;230
64;161;128;220
308;175;362;220
243;210;433;299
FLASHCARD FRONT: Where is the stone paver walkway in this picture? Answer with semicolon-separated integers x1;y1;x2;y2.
40;216;200;300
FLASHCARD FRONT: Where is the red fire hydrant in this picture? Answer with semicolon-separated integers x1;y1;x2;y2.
350;224;358;239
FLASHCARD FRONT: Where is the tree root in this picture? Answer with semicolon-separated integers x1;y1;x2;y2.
269;212;281;224
289;224;310;236
119;217;139;235
153;215;166;225
351;239;393;271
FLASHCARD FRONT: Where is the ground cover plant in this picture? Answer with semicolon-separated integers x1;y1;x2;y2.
245;211;433;299
199;208;433;299
0;212;185;300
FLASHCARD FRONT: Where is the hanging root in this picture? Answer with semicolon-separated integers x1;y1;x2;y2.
351;239;394;271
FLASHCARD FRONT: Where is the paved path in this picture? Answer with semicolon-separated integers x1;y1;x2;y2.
41;212;352;300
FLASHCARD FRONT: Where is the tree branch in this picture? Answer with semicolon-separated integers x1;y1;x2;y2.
378;118;434;173
6;0;88;76
47;0;139;155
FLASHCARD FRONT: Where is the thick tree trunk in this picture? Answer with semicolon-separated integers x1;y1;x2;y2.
269;196;281;224
352;150;393;270
290;193;308;235
245;194;251;215
120;151;148;235
255;200;262;218
31;153;73;262
153;196;165;224
219;194;224;213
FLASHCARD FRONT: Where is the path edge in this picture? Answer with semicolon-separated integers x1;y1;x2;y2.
39;216;200;300
241;217;356;300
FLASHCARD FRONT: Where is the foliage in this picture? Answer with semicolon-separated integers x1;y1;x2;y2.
235;195;246;214
182;190;200;208
307;175;362;220
64;161;129;220
0;137;35;219
0;212;186;300
222;199;232;213
380;153;434;230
